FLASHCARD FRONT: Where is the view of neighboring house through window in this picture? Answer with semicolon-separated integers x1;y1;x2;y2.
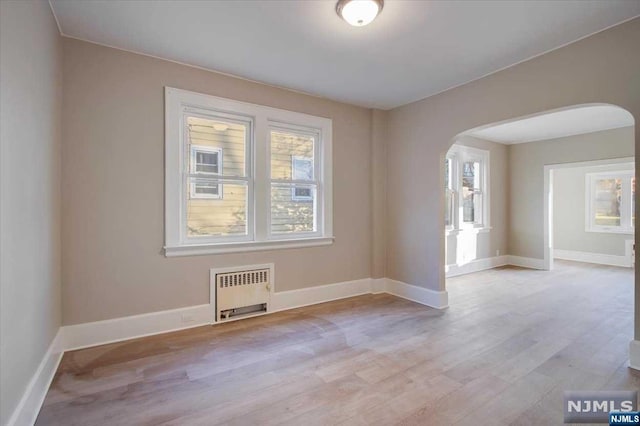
190;145;222;199
270;129;317;235
586;169;635;234
291;156;313;201
185;114;249;238
445;144;489;231
164;87;333;255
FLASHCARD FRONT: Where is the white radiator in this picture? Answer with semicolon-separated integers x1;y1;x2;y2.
214;267;271;322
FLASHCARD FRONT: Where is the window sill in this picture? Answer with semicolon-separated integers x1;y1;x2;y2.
445;227;492;236
164;236;335;257
585;228;634;235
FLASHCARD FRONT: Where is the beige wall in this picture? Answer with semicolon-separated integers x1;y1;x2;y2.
0;0;63;423
61;38;373;325
371;109;388;279
445;136;509;267
510;126;634;259
385;18;639;336
553;155;634;257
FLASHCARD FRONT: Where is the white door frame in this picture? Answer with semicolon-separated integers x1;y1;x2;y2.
543;156;634;271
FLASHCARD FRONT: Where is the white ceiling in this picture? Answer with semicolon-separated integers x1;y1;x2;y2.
49;0;640;109
467;105;635;144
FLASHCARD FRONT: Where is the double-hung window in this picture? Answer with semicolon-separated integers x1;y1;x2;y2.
270;127;319;236
445;144;489;231
165;87;333;256
586;169;635;234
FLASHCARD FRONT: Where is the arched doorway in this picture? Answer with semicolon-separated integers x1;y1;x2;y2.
442;103;636;343
443;103;634;277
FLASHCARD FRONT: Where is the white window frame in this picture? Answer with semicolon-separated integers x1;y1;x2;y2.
268;125;320;240
585;169;634;234
444;156;456;232
445;144;490;233
290;155;314;202
164;87;333;257
189;145;223;199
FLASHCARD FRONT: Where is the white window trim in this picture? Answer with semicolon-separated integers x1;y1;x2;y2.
290;155;314;202
444;156;456;233
445;144;490;233
189;145;223;199
164;87;333;257
268;123;323;241
180;109;254;246
585;169;634;235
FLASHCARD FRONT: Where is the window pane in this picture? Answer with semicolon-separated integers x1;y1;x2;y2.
462;161;480;190
194;181;219;197
187;116;246;177
445;190;453;227
462;161;480;223
633;177;636;228
594;178;621;226
463;192;475;223
293;186;312;200
195;152;219;174
292;157;313;181
444;158;451;190
271;183;316;234
187;180;247;236
271;130;314;180
444;158;453;227
444;158;453;189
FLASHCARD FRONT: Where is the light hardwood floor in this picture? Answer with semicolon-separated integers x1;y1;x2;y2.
36;261;639;425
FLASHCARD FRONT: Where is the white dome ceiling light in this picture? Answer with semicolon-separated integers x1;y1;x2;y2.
336;0;384;27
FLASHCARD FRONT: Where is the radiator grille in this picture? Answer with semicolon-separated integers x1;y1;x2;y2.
218;270;269;288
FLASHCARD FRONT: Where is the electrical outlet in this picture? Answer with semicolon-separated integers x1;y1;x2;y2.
496;249;500;256
181;313;196;323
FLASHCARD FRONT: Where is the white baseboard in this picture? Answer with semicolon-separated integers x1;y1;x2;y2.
62;304;212;351
62;279;376;353
271;277;447;312
446;255;509;277
62;276;451;354
7;330;64;426
630;340;640;371
554;249;632;268
270;278;373;312
506;255;546;270
445;254;547;276
371;277;387;294
385;278;449;309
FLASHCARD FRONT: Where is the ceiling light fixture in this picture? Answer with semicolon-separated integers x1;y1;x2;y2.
336;0;383;27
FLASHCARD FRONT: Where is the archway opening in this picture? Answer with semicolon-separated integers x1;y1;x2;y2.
442;103;635;306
